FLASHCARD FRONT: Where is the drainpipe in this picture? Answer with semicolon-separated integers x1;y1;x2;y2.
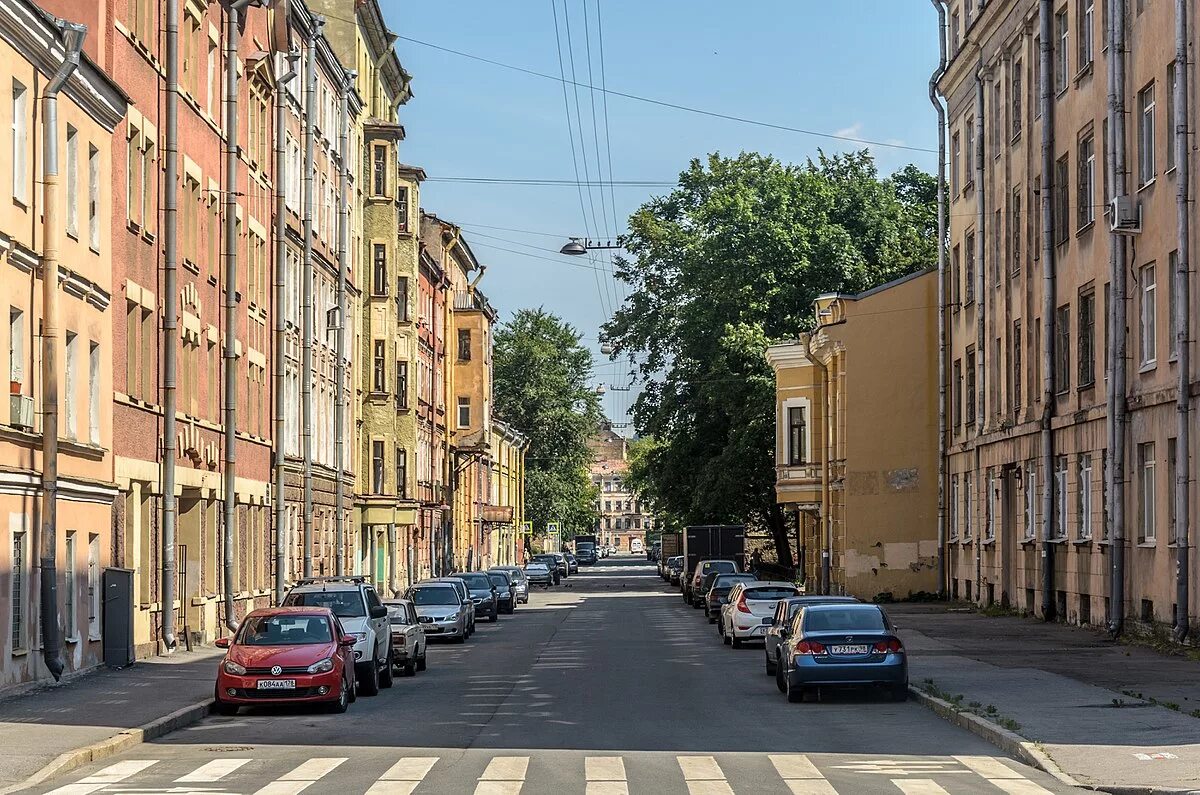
38;17;87;682
301;17;322;579
974;61;986;604
1038;0;1057;622
797;333;832;594
388;522;399;596
161;0;179;650
334;69;353;577
273;50;298;604
929;0;948;598
1171;0;1190;642
1106;0;1129;638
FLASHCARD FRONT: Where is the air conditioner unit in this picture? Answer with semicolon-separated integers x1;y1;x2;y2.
9;394;33;429
1110;196;1142;234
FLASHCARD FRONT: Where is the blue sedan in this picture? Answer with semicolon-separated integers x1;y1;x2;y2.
779;603;907;703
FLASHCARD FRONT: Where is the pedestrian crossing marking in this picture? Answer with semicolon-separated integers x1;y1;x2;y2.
175;760;251;783
253;758;345;795
677;756;725;781
46;761;158;795
472;784;523;795
684;782;734;795
585;757;626;782
892;780;951;794
953;756;1022;780
364;757;439;795
478;756;529;780
990;781;1055;795
770;754;837;795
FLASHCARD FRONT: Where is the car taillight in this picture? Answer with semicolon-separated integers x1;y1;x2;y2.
735;594;751;614
872;638;904;654
796;640;826;655
395;635;406;647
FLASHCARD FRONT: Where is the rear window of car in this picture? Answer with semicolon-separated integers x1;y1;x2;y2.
803;607;887;632
488;573;510;587
283;589;365;618
714;574;755;588
386;604;412;624
525;564;549;573
461;574;492;589
745;587;798;600
701;561;737;575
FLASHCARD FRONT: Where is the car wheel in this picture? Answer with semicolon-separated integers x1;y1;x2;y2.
453;632;466;644
489;608;498;623
775;664;787;694
213;688;239;716
765;651;776;675
359;656;381;697
404;659;417;676
723;631;732;646
717;620;725;637
328;680;350;713
786;676;805;704
891;683;909;702
379;647;394;689
731;635;743;649
417;651;427;671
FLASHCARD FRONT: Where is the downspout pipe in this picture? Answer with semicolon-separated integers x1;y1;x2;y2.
301;17;322;579
334;69;354;577
1106;0;1129;638
161;0;179;652
222;0;256;634
38;18;87;682
929;0;949;598
974;61;986;603
797;333;832;595
273;50;298;604
1172;0;1191;643
1038;0;1057;622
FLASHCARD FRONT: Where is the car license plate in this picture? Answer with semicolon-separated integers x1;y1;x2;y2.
256;679;296;690
830;644;870;655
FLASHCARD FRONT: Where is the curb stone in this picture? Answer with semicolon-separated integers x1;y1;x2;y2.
0;699;214;795
908;686;1200;795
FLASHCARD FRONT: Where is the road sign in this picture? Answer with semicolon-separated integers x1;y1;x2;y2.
547;522;560;537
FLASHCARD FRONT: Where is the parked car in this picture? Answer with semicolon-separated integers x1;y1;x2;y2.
524;562;554;588
598;546;608;558
383;599;427;676
213;606;356;715
530;554;562;584
564;553;579;574
282;576;392;695
487;570;517;614
703;572;758;623
687;559;740;607
407;581;470;643
432;577;477;634
719;581;801;648
764;596;860;677
459;571;500;622
552;553;569;578
666;556;684;585
576;547;597;565
778;602;908;703
490;566;530;604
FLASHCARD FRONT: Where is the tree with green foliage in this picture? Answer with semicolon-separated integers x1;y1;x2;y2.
493;308;602;539
603;150;936;567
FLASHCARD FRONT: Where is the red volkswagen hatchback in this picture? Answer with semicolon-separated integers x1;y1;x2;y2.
213;606;357;715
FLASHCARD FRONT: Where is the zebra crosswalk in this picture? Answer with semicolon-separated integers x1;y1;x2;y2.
38;752;1068;795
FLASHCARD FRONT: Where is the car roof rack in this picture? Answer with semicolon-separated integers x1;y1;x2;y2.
293;576;367;586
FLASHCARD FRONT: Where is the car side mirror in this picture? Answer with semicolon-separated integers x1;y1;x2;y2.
214;637;232;649
369;605;388;619
339;635;357;648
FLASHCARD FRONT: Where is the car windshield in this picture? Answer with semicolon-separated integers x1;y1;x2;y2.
804;607;887;632
461;574;493;589
745;587;798;600
525;564;549;573
283;589;365;618
386;604;411;624
500;568;526;581
714;574;755;588
411;587;459;606
488;573;510;587
237;614;333;646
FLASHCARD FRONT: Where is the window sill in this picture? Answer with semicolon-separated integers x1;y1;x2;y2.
88;633;101;642
1076;219;1096;236
11;648;27;658
1021;537;1038;547
1074;61;1095;85
1138;178;1157;194
1048;536;1069;545
65;635;80;644
981;538;996;547
1011;132;1022;147
1166;166;1177;178
1168;353;1179;364
1056;86;1069;100
1077;381;1096;393
1138;361;1157;374
1136;541;1158;548
1072;537;1093;546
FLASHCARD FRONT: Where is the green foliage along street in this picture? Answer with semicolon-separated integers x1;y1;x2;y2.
604;150;937;566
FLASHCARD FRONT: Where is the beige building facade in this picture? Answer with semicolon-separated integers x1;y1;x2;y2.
767;271;940;600
936;0;1196;630
589;425;654;552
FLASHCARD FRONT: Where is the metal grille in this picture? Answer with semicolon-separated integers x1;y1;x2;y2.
11;533;23;649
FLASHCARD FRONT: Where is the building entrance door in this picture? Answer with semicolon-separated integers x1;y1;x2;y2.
1002;469;1016;607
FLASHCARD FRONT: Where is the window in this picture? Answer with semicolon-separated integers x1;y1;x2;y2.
1013;320;1023;410
1078;0;1094;69
87;535;99;638
1055;305;1070;393
396;361;408;408
1078;290;1095;387
953;359;963;428
1138;441;1156;543
373;340;386;392
372;145;386;196
12;80;27;204
1101;450;1110;539
950;475;960;539
9;307;24;392
1167;437;1178;543
1167;62;1177;171
372;441;385;493
787;405;807;465
1054;154;1070;244
457;396;471;429
952;245;962;308
64;532;76;640
396;276;409;322
1078;131;1095;228
1055;8;1069;92
458;329;472;362
1103;282;1111;380
1054;455;1068;539
1012;58;1024;140
1078;454;1093;539
951;132;961;194
372;244;387;296
65;331;78;439
1025;462;1037;540
11;529;25;649
1034;35;1043;117
1140;263;1157;366
66;126;78;237
397;186;409;232
1012;187;1022;274
951;10;961;55
964;232;976;304
396;448;407;498
966;347;976;427
88;145;100;250
964;471;974;539
965;118;975;188
1139;83;1156;186
1168;250;1179;358
986;469;996;540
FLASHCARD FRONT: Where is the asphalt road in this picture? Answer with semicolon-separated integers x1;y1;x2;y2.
30;557;1079;794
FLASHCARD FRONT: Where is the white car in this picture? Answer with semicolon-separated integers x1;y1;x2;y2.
383;599;428;676
719;581;802;649
282;576;393;695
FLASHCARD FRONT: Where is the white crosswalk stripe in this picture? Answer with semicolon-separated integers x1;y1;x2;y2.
585;756;628;795
175;759;251;783
364;757;438;795
769;754;838;795
892;781;952;795
955;756;1054;794
474;756;529;795
252;757;346;795
676;756;733;795
45;761;158;795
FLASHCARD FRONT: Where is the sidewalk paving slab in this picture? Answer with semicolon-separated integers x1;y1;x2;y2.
893;603;1200;793
0;649;220;792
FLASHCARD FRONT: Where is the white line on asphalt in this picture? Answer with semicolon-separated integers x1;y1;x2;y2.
676;757;733;795
584;757;628;795
768;755;838;795
478;757;530;781
175;759;252;782
892;779;951;794
363;757;440;795
45;760;158;795
988;780;1055;795
952;756;1022;779
252;757;346;795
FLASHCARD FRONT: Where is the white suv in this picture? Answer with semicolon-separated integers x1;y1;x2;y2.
720;581;802;649
282;577;393;695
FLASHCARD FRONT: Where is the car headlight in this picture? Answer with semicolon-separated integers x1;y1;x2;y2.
446;612;459;621
307;657;334;674
351;632;369;642
222;659;246;676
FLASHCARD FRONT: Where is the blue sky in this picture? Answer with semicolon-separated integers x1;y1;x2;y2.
379;0;940;424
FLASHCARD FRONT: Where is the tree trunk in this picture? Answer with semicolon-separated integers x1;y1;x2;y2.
767;503;792;573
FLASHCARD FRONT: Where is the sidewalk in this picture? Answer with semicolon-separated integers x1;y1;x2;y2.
0;648;221;792
893;603;1200;793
